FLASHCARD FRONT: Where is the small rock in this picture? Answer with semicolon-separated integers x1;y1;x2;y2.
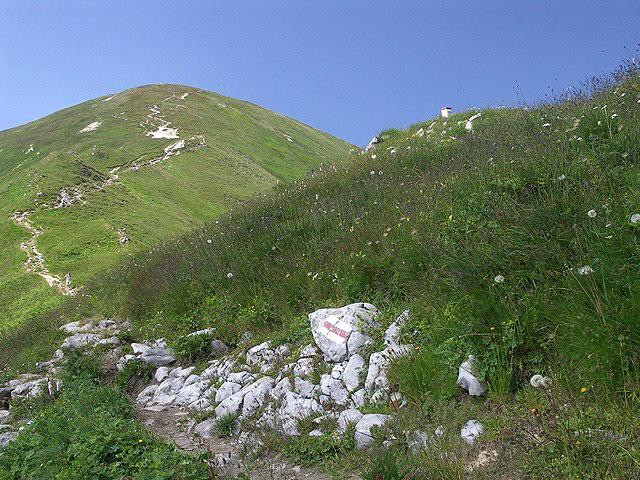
457;355;487;396
211;339;229;357
338;409;363;432
0;431;17;448
215;382;243;403
354;414;391;449
155;366;169;382
342;354;365;392
194;418;219;438
461;419;484;445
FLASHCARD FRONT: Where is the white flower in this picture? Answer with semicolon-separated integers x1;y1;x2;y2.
542;123;551;127
494;274;505;284
611;113;618;119
226;272;233;279
371;154;377;159
587;209;597;218
530;374;552;389
577;265;594;275
557;174;566;181
370;171;375;175
378;171;383;175
629;213;640;226
206;239;212;244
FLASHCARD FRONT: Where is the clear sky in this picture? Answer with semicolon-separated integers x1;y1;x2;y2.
1;1;638;146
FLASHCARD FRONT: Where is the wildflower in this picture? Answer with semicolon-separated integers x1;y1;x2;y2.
577;265;594;275
206;239;212;244
628;213;640;226
370;171;375;175
611;113;618;119
494;274;505;284
226;272;233;279
371;154;377;159
587;209;597;218
542;123;551;127
378;171;383;175
580;387;588;393
557;174;566;181
530;374;552;388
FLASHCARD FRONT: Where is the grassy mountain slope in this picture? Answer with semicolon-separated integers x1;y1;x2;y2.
2;67;639;478
0;84;353;333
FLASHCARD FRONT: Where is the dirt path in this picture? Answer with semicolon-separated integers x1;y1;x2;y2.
137;406;335;480
10;211;76;295
9;107;205;295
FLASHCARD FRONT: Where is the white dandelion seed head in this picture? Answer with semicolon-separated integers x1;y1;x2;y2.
577;265;594;275
530;374;552;389
494;274;505;284
629;213;640;226
587;209;597;218
226;272;233;279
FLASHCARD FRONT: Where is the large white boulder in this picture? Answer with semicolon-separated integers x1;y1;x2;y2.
309;303;380;362
456;355;486;396
354;414;391;449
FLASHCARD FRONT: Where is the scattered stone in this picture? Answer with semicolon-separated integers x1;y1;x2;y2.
364;136;382;153
354;414;391;449
60;333;102;350
194;418;219;438
338;409;363;432
0;431;17;448
155;366;169;383
457;355;486;396
342;354;366;392
461;419;484;445
211;339;229;357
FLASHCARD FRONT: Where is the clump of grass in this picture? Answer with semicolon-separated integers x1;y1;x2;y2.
114;359;154;392
215;412;240;438
0;353;211;479
172;333;214;362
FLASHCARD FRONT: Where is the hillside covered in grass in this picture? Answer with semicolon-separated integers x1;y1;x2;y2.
0;84;352;335
2;67;639;478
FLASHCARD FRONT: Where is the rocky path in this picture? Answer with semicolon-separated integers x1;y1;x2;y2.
137;406;332;480
9;103;205;295
10;211;75;295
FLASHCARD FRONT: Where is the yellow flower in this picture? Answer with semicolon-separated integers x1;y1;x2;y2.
580;387;588;393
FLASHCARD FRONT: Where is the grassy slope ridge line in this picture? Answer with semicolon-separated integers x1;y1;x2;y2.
96;68;638;395
0;83;352;336
1;67;639;478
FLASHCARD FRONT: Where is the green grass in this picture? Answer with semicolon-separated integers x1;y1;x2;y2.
0;83;352;369
2;66;640;477
0;351;212;479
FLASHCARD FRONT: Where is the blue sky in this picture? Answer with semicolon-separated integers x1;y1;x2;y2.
1;1;638;146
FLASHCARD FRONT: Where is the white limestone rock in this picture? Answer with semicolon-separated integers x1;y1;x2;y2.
241;377;274;417
294;377;317;399
456;355;487;396
194;418;219;438
354;414;391;449
271;377;292;400
215;382;242;403
61;333;102;350
342;354;365;392
384;310;409;347
309;303;380;362
461;419;484;445
215;377;274;418
0;431;17;448
155;366;169;383
338;409;363;433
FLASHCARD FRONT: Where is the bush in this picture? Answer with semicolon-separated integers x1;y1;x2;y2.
114;359;154;392
172;333;214;362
